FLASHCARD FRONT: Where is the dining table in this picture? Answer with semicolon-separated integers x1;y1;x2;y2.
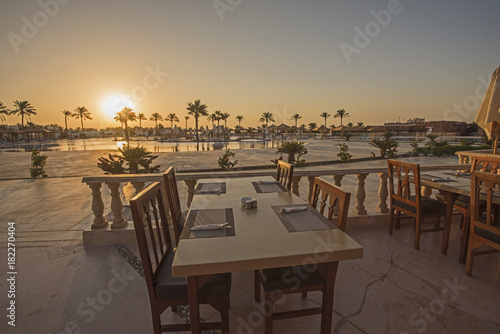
171;175;364;334
418;170;473;262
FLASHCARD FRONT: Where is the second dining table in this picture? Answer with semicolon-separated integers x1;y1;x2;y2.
171;175;364;334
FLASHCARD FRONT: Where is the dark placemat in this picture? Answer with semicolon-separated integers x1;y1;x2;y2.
420;174;457;182
271;205;337;232
180;208;235;239
252;181;289;193
194;182;227;194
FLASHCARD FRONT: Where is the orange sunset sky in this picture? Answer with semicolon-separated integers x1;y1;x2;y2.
1;0;500;129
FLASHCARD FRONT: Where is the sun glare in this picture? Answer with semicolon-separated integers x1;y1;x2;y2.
101;94;135;119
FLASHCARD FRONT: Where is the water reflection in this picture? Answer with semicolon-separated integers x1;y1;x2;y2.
5;138;282;152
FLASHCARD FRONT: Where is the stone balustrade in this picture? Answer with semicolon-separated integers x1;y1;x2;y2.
82;163;468;232
455;149;495;165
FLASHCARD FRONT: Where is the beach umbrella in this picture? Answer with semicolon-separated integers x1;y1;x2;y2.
475;66;500;153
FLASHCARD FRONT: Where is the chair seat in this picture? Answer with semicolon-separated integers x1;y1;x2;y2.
475;221;500;245
435;193;469;209
155;251;231;300
257;265;323;292
393;196;447;215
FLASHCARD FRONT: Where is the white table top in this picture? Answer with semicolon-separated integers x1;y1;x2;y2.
418;170;472;195
172;176;363;277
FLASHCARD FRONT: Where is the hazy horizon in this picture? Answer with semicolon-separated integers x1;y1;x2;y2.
1;0;499;129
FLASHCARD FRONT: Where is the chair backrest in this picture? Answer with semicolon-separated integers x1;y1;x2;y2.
276;160;294;190
309;177;351;231
471;157;500;174
163;166;182;243
471;171;500;234
387;159;421;213
130;182;173;302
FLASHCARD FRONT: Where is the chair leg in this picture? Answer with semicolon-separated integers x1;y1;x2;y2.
395;210;401;230
414;217;421;250
434;216;441;229
301;292;307;298
389;208;394;235
151;308;162;334
465;235;475;276
221;298;230;334
254;270;261;303
264;291;274;334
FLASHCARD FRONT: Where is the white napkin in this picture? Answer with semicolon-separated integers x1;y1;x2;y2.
259;180;279;184
279;206;307;213
197;188;221;194
191;223;230;231
431;177;450;182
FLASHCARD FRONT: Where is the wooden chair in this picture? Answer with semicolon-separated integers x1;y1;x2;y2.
276;160;294;190
466;171;500;276
130;182;231;333
387;159;447;250
163;167;186;246
254;177;351;334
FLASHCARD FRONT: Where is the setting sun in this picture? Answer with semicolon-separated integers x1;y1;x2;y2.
101;94;135;119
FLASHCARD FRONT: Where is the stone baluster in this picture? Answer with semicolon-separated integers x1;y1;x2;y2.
88;183;108;229
184;179;197;207
333;175;344;187
307;175;316;203
292;176;301;197
132;181;145;196
375;172;389;213
422;186;432;198
352;173;368;215
107;182;127;228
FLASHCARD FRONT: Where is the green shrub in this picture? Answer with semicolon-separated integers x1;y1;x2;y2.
29;149;48;178
97;146;160;174
276;141;308;164
415;143;491;157
218;149;238;170
336;143;352;163
369;132;398;158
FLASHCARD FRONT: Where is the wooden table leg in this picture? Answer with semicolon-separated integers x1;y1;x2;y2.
187;276;201;334
439;191;460;255
320;262;338;334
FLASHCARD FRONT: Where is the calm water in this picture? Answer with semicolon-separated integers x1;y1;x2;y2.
0;139;283;152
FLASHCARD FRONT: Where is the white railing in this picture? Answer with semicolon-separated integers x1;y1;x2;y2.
82;163;469;230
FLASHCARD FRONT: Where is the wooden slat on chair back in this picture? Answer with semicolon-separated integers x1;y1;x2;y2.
471;171;500;229
163;167;182;242
130;182;173;298
471;157;500;174
276;160;294;190
388;160;421;212
310;177;351;231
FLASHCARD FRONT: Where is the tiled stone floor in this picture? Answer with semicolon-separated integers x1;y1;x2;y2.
1;220;498;334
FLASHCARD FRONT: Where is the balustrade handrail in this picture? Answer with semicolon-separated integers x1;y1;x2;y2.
82;163;469;183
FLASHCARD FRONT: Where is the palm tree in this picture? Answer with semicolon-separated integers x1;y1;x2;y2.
214;111;222;126
290;113;302;127
137;113;147;130
0;101;10;121
277;141;308;164
320;112;331;127
62;110;71;132
221;112;230;127
73;106;92;135
186;99;209;142
259;112;275;127
114;107;136;142
165;113;179;128
334;109;350;126
10;100;37;128
357;122;364;127
149;113;163;134
207;114;217;127
235;115;244;127
308;122;317;133
184;115;190;129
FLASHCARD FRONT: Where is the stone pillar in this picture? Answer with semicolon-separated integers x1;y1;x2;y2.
88;183;108;229
132;181;145;196
333;175;344;187
107;182;127;228
375;172;389;213
422;186;432;198
292;176;301;197
352;173;368;215
307;175;316;203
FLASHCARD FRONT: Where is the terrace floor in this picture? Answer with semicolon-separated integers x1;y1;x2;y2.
1;217;499;334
